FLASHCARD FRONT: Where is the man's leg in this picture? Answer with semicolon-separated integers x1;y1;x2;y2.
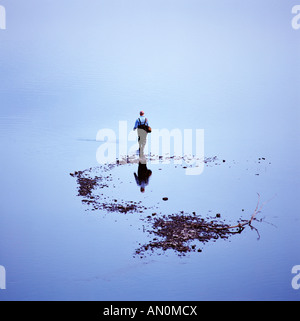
138;129;147;156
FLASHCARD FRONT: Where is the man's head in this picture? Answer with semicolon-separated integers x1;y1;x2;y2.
140;111;144;116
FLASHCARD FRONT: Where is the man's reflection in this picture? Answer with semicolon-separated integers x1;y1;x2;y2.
134;156;152;193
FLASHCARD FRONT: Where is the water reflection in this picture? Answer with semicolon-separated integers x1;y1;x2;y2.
134;156;152;193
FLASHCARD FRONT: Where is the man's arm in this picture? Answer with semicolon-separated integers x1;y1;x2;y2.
133;119;139;130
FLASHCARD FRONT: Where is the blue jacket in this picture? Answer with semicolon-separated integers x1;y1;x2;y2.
133;116;149;130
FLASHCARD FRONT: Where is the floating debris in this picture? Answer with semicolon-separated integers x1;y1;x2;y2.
70;167;149;214
135;212;236;256
135;194;266;257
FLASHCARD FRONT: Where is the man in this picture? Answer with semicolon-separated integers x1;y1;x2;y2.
133;111;150;156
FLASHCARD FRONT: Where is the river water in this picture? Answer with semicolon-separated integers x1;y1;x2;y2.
0;0;299;300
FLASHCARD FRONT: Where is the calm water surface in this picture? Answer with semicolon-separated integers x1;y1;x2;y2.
0;1;299;300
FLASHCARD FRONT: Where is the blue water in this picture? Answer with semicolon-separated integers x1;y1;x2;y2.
0;0;299;300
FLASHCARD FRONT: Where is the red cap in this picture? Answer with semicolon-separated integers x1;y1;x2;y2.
140;111;144;116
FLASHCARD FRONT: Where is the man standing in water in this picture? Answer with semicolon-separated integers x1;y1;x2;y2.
133;111;150;156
